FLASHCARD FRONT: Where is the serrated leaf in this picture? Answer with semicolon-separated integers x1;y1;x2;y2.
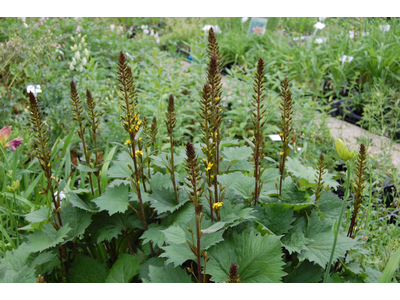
161;226;187;245
107;161;133;178
149;172;173;191
105;253;140;283
201;222;225;234
60;201;92;241
255;204;294;235
0;243;32;277
148;188;190;214
280;177;309;204
317;192;342;219
26;223;71;253
141;224;167;248
284;260;324;283
30;251;57;269
25;207;50;223
280;217;310;254
296;210;358;267
92;183;130;215
221;146;252;162
161;202;194;227
0;265;36;283
160;243;196;267
95;225;122;243
146;263;193;283
139;257;166;282
150;151;185;169
68;254;107;283
286;157;339;191
68;191;98;212
220;160;254;173
363;266;382;283
219;200;256;228
207;232;286;283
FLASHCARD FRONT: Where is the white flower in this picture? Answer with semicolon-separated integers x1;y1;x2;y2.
241;17;249;23
76;25;82;33
150;29;154;36
70;44;77;51
202;25;221;34
19;17;26;23
71;57;76;65
377;93;380;96
75;51;80;60
55;49;64;55
125;52;133;60
118;26;123;32
314;37;327;44
78;64;83;72
82;57;87;66
314;22;326;30
143;29;149;35
54;191;66;200
141;25;148;30
319;17;326;22
110;24;115;31
26;85;42;96
155;37;160;44
83;48;90;57
339;55;354;63
349;31;355;39
69;62;75;70
380;25;390;32
23;23;28;28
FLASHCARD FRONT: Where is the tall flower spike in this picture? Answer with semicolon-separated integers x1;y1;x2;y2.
86;89;102;195
70;81;95;196
165;94;179;204
184;141;204;283
347;143;367;238
314;153;326;203
252;58;267;206
278;78;293;196
117;51;153;256
28;92;63;228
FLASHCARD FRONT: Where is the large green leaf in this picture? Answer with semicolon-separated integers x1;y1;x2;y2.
150;150;186;169
161;226;187;245
160;243;196;268
0;243;36;283
281;216;310;254
148;188;190;214
317;192;342;220
149;172;173;191
26;223;71;253
286;157;339;190
68;191;98;212
207;232;286;283
141;224;168;248
92;182;130;215
284;260;324;283
25;207;50;224
68;254;107;283
220;160;254;173
60;201;92;241
139;257;166;282
221;146;252;162
255;204;294;235
145;262;193;283
218;200;256;228
298;211;358;268
105;253;140;283
161;202;194;227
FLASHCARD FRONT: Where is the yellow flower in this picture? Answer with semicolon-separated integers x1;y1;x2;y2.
135;150;143;157
202;158;207;162
205;162;213;171
335;138;357;162
279;151;283;156
124;139;131;145
279;132;283;136
213;202;223;210
215;97;220;101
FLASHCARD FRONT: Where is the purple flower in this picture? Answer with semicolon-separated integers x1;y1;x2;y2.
0;126;23;151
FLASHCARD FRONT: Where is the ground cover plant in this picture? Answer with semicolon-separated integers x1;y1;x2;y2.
0;17;400;283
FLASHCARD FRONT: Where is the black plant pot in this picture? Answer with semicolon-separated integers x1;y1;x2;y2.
330;99;363;126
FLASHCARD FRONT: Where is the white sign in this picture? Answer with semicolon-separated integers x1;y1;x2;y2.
269;134;282;141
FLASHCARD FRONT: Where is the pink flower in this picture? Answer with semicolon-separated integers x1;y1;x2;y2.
252;26;264;35
6;138;23;151
0;126;23;151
